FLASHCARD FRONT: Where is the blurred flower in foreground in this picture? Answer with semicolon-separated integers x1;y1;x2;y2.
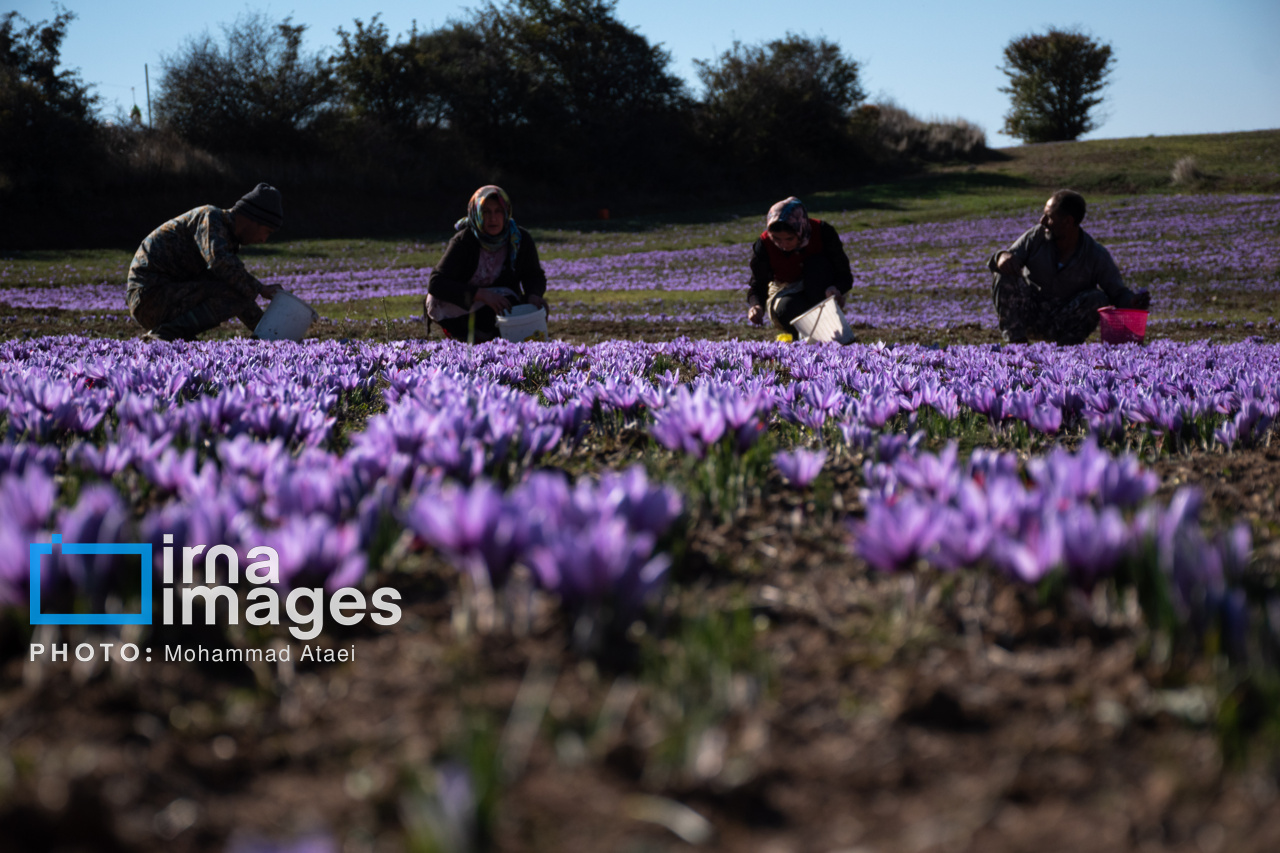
774;448;827;489
226;831;338;853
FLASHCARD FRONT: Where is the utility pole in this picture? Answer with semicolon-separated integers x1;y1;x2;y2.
145;64;152;127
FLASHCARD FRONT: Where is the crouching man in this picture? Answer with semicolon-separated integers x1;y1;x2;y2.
989;189;1149;344
126;183;285;341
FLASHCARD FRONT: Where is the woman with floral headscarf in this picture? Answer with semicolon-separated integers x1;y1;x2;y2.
426;186;549;342
746;196;854;340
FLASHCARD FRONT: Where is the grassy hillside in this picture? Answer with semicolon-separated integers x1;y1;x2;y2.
981;128;1280;193
805;128;1280;228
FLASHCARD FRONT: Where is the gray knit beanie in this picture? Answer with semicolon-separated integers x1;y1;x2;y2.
232;183;284;228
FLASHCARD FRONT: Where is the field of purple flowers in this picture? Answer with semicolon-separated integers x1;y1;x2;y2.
3;189;1280;852
1;327;1280;850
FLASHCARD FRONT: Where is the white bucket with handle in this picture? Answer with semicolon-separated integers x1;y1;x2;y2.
496;303;548;342
791;296;855;344
254;291;319;342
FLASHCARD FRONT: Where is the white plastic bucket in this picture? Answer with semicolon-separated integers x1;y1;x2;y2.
496;303;548;342
254;291;318;342
791;296;855;344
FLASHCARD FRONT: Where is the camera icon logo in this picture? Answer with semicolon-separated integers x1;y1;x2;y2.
29;534;153;625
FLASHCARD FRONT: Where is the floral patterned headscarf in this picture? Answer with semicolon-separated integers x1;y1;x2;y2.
765;196;812;249
456;185;521;267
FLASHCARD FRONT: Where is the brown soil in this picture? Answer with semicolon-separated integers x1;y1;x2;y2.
4;306;1279;347
3;309;1280;852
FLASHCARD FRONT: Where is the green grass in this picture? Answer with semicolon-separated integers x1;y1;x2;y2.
978;128;1280;194
315;295;424;321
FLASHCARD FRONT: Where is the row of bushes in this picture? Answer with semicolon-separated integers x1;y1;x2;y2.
2;3;988;247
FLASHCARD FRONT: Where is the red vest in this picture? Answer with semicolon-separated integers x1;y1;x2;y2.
761;219;824;283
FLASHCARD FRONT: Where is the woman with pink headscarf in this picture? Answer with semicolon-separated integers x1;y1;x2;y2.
426;185;550;342
745;196;854;339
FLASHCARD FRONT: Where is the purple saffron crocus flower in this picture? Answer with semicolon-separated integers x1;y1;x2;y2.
774;448;827;488
402;479;526;588
1218;522;1253;578
1;466;58;532
1028;403;1063;434
932;494;994;571
853;494;946;571
838;419;875;452
988;509;1065;583
57;484;131;588
0;467;60;604
226;832;339;853
526;519;669;615
1060;504;1130;589
594;467;683;538
260;514;367;592
0;442;60;477
894;442;960;500
0;526;27;605
70;441;134;479
649;386;728;458
792;405;828;433
875;431;924;464
1086;408;1125;443
519;423;563;459
967;447;1020;484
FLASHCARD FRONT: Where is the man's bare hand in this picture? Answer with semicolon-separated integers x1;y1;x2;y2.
527;293;550;317
748;304;764;326
260;283;283;299
825;286;846;308
474;288;512;313
995;251;1021;276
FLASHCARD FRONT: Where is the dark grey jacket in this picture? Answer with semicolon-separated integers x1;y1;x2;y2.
988;226;1140;307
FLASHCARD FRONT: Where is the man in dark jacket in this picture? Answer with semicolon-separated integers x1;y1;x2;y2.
990;189;1149;344
126;183;284;341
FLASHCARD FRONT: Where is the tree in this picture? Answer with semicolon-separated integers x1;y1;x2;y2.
999;28;1114;143
497;0;687;130
331;16;449;136
155;12;335;156
493;0;692;183
694;34;865;175
0;8;100;189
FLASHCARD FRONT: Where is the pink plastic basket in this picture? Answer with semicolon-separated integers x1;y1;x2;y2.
1097;307;1148;344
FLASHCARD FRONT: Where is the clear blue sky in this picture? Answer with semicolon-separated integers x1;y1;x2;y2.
14;0;1280;148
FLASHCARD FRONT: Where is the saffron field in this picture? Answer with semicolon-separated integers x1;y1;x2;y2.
1;190;1280;851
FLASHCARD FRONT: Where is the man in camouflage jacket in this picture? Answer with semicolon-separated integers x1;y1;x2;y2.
989;189;1150;345
126;183;284;341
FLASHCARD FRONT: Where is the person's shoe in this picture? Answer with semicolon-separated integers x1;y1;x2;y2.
1001;329;1029;344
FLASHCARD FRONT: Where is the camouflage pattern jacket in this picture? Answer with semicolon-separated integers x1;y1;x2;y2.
126;206;264;302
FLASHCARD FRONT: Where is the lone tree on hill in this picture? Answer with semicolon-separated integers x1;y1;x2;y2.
999;27;1114;143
